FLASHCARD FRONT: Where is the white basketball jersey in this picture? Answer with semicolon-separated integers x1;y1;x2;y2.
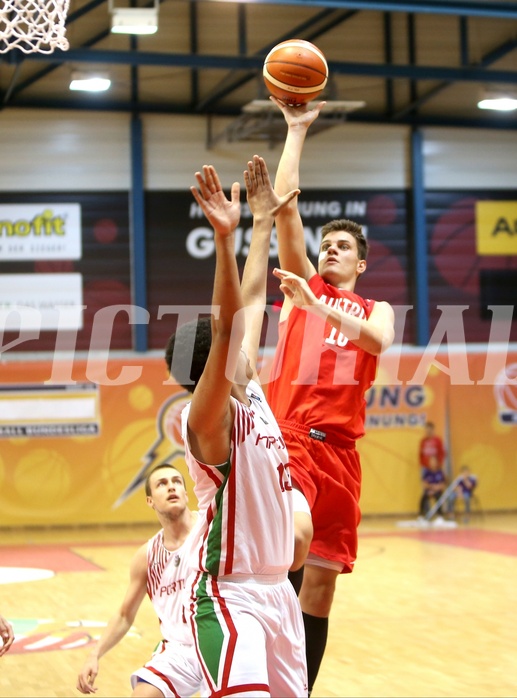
147;528;192;644
181;379;295;576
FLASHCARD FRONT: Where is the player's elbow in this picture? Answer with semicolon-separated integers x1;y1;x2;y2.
378;329;395;355
369;325;395;356
368;303;395;355
214;312;245;348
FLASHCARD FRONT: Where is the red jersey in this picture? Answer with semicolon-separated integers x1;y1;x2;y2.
267;274;378;442
419;436;446;468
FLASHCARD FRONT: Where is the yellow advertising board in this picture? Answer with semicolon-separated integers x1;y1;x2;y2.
476;201;517;255
0;358;194;527
0;350;516;526
359;354;449;515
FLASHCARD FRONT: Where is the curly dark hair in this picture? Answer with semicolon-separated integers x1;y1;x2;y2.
320;219;368;261
165;316;212;393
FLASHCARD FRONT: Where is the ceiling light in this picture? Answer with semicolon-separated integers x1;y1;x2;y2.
477;92;517;112
69;72;111;92
109;1;159;35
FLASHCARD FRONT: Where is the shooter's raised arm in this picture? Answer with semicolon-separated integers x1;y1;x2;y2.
240;154;299;375
270;96;326;280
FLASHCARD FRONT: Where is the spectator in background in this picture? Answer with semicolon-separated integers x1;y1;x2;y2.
419;421;446;471
448;465;478;522
419;456;447;519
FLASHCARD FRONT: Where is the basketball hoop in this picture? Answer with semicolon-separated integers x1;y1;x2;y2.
0;0;70;54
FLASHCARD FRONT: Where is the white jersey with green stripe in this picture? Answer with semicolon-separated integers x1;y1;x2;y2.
181;379;295;577
146;528;193;644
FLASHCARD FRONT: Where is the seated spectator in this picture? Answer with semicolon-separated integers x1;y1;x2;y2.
419;456;447;519
448;465;478;522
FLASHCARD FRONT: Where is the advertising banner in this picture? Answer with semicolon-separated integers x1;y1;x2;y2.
0;349;515;526
2;189;516;355
145;189;411;349
0;203;81;260
447;355;517;512
0;273;83;330
359;353;449;515
0;192;130;352
0;359;192;526
475;201;517;255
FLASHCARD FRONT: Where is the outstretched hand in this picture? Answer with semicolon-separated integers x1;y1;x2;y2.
0;615;13;657
191;165;241;236
77;656;99;694
273;267;318;309
244;155;299;218
269;95;326;128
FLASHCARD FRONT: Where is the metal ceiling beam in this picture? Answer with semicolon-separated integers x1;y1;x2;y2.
383;12;395;115
1;62;22;104
208;0;517;20
189;0;200;106
351;111;517;129
7;95;517;130
23;48;517;85
1;0;109;102
7;26;112;99
196;8;357;111
66;0;108;24
394;35;517;119
4;0;161;101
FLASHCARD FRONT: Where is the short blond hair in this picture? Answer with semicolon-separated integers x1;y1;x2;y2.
145;463;185;496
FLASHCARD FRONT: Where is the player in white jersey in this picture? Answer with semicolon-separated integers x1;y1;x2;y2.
165;156;308;697
77;463;202;697
182;383;293;577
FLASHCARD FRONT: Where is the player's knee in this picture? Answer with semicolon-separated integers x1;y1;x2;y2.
301;571;338;616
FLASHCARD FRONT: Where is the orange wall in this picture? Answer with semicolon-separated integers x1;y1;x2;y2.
0;350;515;526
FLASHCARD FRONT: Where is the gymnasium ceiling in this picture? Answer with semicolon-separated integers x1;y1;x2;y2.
1;0;517;142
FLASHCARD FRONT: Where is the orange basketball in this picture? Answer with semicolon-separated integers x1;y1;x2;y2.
263;39;328;106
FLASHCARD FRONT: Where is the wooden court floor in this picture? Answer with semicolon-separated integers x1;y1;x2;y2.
1;512;516;698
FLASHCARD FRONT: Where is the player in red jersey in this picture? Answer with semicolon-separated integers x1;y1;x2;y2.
267;96;395;695
419;421;447;471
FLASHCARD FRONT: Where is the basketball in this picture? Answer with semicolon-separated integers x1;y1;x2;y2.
263;39;328;106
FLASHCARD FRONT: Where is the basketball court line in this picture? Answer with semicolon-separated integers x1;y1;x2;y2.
0;544;103;572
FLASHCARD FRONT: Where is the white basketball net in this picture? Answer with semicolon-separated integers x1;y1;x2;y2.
0;0;70;54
